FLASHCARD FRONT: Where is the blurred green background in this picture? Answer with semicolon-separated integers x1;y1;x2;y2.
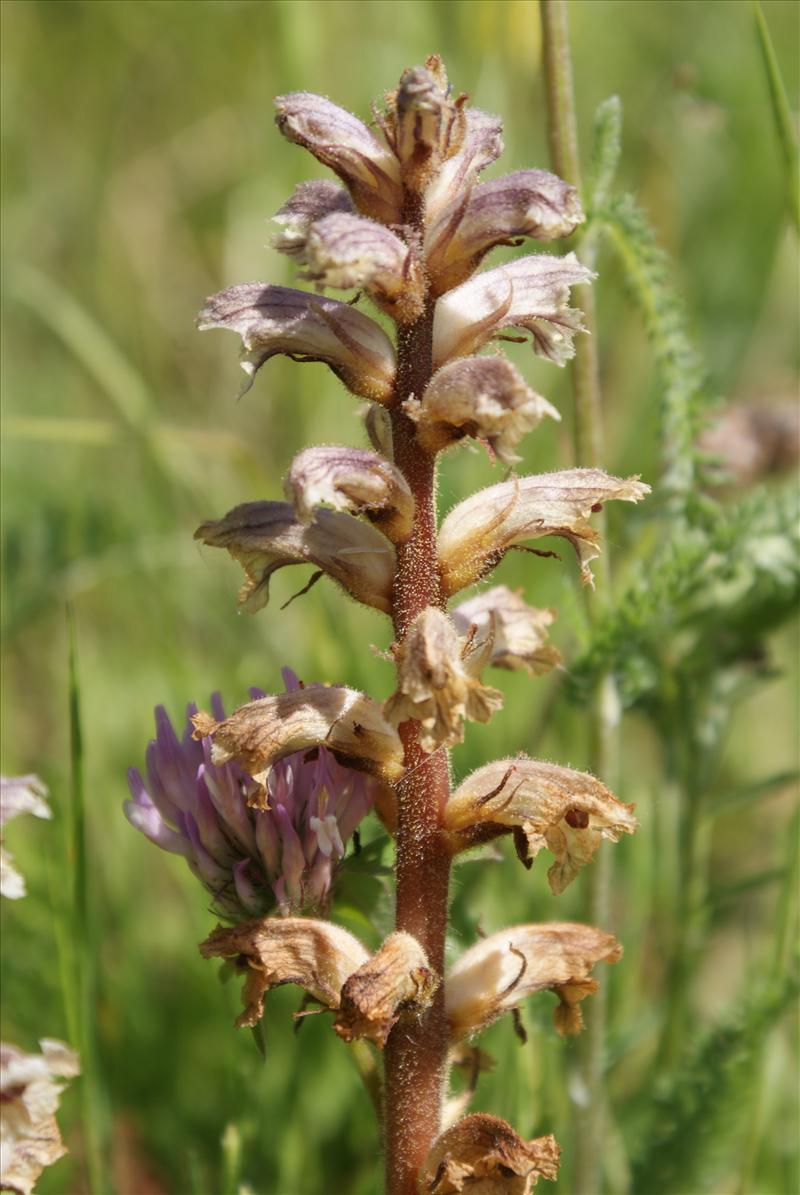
1;1;798;1193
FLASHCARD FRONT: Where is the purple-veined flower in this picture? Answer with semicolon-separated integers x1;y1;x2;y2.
124;670;380;919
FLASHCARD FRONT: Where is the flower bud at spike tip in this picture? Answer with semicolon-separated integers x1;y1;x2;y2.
451;587;562;677
385;57;467;193
192;684;404;806
404;357;559;465
195;500;395;613
444;757;637;893
334;932;439;1047
437;468;650;594
384;607;504;753
275;92;403;224
445;923;622;1042
199;917;370;1029
285;445;414;542
198;283;396;403
419;1114;560;1194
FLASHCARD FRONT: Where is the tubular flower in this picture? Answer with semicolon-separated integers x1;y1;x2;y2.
0;774;52;900
275;92;403;223
444;758;637;894
420;1115;560;1194
426;169;585;294
272;180;356;259
446;923;622;1041
200;916;370;1029
384;607;504;753
432;253;594;369
298;212;426;324
195;499;396;614
438;468;651;594
192;682;405;805
198;283;396;402
404;356;560;465
125;673;383;918
0;1039;80;1195
285;445;414;542
451;587;562;677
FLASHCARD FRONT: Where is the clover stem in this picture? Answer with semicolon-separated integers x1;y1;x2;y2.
383;297;453;1194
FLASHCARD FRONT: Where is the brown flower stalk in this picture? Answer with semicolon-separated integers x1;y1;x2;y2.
190;56;649;1195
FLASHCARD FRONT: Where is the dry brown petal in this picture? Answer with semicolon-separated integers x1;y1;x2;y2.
285;445;414;542
334;931;439;1047
272;180;356;259
0;1038;80;1195
384;57;468;192
405;357;559;465
451;588;561;677
299;212;425;324
426;169;585;294
438;469;651;595
198;283;396;403
195;500;395;614
420;1114;560;1194
425;107;505;221
384;608;504;753
192;685;404;806
444;757;637;893
275;92;403;223
446;923;622;1041
432;253;593;370
199;917;370;1029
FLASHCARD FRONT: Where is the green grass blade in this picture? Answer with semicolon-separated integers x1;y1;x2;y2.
751;0;800;234
68;606;114;1195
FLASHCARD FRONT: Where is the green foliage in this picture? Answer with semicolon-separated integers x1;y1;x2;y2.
629;975;799;1194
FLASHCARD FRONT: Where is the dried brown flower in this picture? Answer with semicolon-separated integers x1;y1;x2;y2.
419;1113;560;1193
334;931;439;1047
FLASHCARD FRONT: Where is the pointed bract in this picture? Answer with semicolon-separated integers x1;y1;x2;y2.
432;253;593;369
420;1114;560;1194
275;92;403;223
198;283;396;403
444;757;637;893
192;685;404;806
438;469;650;594
199;916;370;1029
446;923;622;1041
425;107;505;220
285;446;414;542
195;500;395;613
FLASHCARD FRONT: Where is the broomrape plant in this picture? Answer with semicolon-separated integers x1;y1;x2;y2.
127;57;649;1194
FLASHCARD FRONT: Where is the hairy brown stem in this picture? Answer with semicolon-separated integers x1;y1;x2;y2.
384;300;453;1193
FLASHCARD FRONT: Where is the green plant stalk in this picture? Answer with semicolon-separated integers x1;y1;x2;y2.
541;5;616;1192
751;0;800;234
67;607;112;1195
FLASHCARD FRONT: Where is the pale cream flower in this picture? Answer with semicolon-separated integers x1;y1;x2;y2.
272;179;356;259
199;917;370;1029
419;1114;560;1194
0;775;51;901
285;446;414;542
195;500;395;613
451;587;562;677
192;684;405;806
384;608;504;752
0;1039;79;1195
444;757;637;894
437;468;650;595
446;923;622;1041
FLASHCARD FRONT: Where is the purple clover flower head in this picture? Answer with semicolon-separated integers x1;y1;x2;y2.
124;669;377;919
